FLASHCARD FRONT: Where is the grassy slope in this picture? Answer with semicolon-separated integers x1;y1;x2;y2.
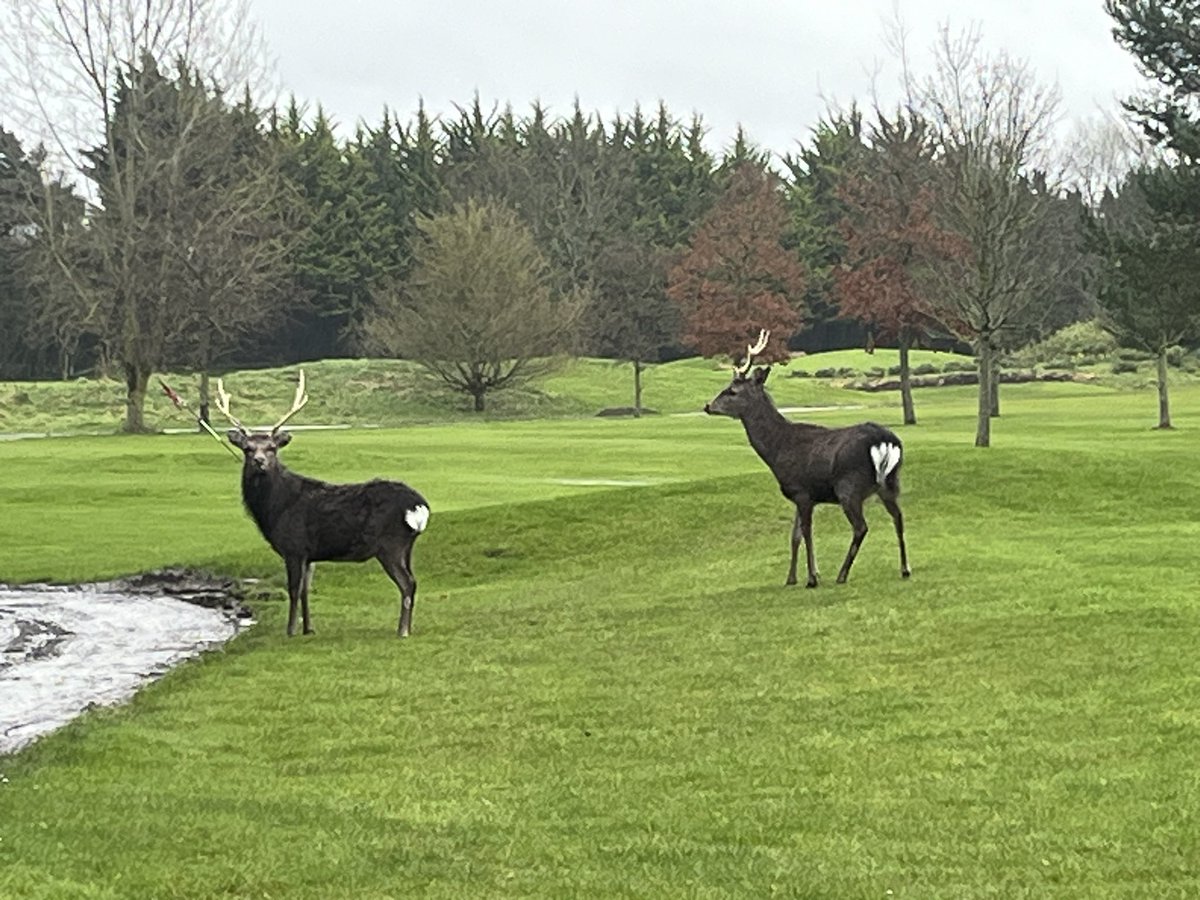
1;370;1199;897
0;353;932;435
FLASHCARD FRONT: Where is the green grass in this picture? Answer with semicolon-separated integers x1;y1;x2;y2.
0;356;859;436
1;371;1199;897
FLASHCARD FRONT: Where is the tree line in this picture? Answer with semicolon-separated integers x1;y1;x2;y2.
1;0;1198;443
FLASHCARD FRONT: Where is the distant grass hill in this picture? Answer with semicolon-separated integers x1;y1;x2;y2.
0;355;872;436
0;343;1189;436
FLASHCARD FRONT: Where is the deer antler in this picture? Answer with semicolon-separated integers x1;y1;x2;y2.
271;370;308;434
735;329;771;376
214;378;247;434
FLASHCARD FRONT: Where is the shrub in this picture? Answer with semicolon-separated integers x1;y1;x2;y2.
1166;345;1185;368
941;360;976;373
912;363;940;376
1117;347;1154;362
1043;358;1075;371
789;369;812;378
1017;320;1118;365
887;365;902;376
865;367;886;378
814;367;836;378
1112;360;1138;374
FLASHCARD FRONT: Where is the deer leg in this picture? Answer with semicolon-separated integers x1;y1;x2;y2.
797;499;818;588
881;497;911;578
836;498;869;584
787;508;802;585
284;557;307;637
379;543;417;638
300;563;315;634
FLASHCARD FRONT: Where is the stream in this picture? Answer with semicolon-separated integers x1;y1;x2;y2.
0;572;249;754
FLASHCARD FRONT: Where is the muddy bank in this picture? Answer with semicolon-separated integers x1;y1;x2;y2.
0;568;252;755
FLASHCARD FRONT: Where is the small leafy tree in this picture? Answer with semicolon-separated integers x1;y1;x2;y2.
584;237;675;415
667;164;806;362
1088;168;1200;428
365;198;579;412
835;109;950;424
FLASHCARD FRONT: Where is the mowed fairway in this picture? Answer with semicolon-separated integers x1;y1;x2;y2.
1;381;1199;898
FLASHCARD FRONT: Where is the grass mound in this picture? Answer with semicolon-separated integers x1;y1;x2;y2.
1;382;1199;896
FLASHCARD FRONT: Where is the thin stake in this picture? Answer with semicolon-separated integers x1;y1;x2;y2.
159;378;241;460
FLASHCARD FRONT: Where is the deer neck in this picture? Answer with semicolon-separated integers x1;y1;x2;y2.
739;397;792;466
241;463;300;536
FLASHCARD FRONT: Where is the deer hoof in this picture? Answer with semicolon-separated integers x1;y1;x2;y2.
805;578;819;589
902;568;912;579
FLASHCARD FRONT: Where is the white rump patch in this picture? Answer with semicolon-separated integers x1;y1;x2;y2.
405;505;430;533
870;442;902;484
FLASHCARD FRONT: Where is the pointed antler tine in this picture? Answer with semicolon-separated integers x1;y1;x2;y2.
214;377;247;433
736;328;772;376
271;369;309;434
294;370;307;408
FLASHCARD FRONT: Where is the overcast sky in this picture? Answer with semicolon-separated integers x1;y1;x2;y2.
249;0;1148;157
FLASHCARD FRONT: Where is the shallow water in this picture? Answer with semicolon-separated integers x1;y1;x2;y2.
0;584;244;754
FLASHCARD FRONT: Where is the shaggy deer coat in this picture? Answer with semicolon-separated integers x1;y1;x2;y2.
227;429;430;637
706;364;910;587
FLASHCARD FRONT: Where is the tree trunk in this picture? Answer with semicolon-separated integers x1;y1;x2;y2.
975;339;992;448
198;371;211;430
123;363;151;434
1156;348;1172;429
898;334;916;426
633;359;643;418
473;390;486;413
989;355;1001;418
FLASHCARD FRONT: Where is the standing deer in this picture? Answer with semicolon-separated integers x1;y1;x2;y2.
704;331;910;587
217;373;430;637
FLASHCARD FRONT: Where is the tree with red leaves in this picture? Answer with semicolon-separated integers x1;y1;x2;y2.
835;109;953;425
667;164;805;364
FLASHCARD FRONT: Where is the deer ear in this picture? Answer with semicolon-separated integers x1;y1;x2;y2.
275;431;292;448
227;429;247;448
752;366;770;385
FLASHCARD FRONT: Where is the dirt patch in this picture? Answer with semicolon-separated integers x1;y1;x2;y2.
107;566;255;615
596;406;660;417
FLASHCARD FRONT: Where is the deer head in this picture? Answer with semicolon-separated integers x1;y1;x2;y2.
217;372;307;473
704;330;772;418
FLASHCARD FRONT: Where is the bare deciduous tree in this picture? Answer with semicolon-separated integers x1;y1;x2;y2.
911;26;1075;447
1;1;281;432
0;0;269;176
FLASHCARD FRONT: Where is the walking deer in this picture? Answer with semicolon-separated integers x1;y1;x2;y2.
705;331;910;587
217;373;430;637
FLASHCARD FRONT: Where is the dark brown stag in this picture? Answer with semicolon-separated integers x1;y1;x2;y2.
217;373;430;637
705;331;910;587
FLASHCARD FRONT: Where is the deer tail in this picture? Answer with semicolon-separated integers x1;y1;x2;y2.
869;442;902;491
405;504;430;534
